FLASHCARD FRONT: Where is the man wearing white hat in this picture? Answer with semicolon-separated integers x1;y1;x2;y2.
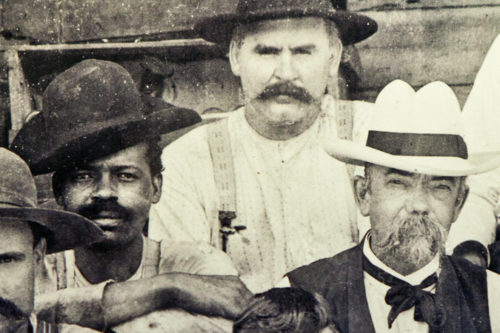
283;80;500;332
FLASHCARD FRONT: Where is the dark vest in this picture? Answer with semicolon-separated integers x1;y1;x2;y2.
287;244;491;333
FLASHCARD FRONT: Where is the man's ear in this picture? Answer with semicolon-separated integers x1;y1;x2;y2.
151;173;163;204
34;238;47;266
353;175;371;217
229;40;242;77
452;183;469;222
328;39;343;78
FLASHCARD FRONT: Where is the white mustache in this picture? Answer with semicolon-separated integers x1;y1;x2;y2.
377;212;447;265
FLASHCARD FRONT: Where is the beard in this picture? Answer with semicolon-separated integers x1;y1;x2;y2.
374;212;448;269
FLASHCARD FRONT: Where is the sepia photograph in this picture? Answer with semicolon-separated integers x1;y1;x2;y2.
0;0;499;331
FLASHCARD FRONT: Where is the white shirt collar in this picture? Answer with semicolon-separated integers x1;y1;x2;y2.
30;312;37;331
363;232;440;286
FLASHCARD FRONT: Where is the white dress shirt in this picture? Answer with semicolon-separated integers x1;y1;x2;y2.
150;96;369;292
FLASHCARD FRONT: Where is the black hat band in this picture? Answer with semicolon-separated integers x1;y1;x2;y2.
366;131;468;159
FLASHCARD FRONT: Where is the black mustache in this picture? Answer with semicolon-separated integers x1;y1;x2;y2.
257;82;313;104
77;199;130;221
0;297;27;320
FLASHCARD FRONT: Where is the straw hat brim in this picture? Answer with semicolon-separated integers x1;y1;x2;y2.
0;207;103;254
324;139;500;176
195;9;377;45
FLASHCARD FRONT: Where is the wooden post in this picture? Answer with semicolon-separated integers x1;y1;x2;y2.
5;49;33;145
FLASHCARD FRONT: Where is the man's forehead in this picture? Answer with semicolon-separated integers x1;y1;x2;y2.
0;220;32;251
368;165;460;182
75;142;149;170
239;16;329;39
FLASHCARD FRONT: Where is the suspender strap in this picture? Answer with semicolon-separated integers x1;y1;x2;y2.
335;99;354;141
207;118;244;252
335;99;355;179
53;252;68;290
141;237;161;278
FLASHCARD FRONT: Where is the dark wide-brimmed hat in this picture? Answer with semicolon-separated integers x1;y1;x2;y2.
0;148;102;253
323;80;500;176
195;0;377;45
11;59;201;175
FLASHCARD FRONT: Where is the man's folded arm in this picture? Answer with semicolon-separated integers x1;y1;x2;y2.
36;273;251;330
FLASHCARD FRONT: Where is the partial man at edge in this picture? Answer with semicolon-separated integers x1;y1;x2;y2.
456;34;500;269
0;148;102;332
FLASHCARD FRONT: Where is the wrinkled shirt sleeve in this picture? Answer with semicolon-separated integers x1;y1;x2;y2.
36;282;109;329
111;242;237;333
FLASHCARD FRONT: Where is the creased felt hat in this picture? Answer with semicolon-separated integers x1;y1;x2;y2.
195;0;377;46
10;59;201;175
0;148;102;253
323;80;500;176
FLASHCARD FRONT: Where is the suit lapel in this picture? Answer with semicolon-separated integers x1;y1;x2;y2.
346;245;376;333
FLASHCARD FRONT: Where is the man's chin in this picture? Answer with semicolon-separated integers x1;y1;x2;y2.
266;107;305;126
391;238;440;267
88;233;125;250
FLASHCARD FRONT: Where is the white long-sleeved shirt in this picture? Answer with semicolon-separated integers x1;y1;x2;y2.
150;96;369;292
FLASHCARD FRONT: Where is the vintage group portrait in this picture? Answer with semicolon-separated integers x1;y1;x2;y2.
0;0;499;332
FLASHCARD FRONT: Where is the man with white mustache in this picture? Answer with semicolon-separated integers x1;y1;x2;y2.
281;80;500;332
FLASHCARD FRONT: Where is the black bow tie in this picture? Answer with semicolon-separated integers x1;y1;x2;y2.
362;254;446;330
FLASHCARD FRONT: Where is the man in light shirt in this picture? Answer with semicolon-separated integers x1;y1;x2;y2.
283;80;500;332
149;0;378;293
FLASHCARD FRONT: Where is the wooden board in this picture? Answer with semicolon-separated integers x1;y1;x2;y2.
1;0;61;43
0;0;237;43
4;50;32;144
350;0;500;11
357;6;500;90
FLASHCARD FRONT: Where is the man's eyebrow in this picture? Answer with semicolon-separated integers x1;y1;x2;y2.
0;252;25;261
110;165;144;174
254;44;282;53
384;168;414;177
290;44;316;51
430;176;457;184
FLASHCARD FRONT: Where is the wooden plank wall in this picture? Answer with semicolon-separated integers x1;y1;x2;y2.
355;5;500;104
0;0;499;205
1;0;499;108
0;0;237;43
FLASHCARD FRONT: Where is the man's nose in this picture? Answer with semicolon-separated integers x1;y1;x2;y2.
406;186;430;215
91;174;117;200
275;51;298;81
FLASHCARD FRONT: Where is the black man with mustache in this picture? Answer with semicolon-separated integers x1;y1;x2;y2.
11;59;252;332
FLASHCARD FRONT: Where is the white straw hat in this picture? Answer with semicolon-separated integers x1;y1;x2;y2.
324;80;500;176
